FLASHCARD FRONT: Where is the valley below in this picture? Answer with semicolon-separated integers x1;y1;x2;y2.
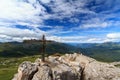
0;41;120;80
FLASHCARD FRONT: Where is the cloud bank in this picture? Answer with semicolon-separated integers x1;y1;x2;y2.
0;0;120;43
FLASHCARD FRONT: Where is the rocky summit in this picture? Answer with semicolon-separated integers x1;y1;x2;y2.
12;53;120;80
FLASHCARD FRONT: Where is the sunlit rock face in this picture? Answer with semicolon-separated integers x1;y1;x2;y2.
12;53;120;80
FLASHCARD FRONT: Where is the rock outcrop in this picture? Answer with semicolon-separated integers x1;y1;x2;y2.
12;53;120;80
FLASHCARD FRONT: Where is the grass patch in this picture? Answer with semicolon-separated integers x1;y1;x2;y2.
0;67;17;80
0;55;40;80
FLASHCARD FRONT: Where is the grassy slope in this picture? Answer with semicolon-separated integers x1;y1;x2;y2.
0;55;40;80
0;42;80;57
0;42;81;80
82;42;120;62
0;67;17;80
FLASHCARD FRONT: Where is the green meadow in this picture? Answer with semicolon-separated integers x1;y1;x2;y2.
0;55;39;80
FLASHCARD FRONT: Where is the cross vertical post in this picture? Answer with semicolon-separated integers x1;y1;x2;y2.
41;35;46;62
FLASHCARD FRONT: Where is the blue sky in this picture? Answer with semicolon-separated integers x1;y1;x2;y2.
0;0;120;43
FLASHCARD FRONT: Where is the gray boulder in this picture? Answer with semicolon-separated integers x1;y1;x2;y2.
12;53;120;80
12;61;38;80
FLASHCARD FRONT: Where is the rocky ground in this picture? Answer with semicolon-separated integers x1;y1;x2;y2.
12;53;120;80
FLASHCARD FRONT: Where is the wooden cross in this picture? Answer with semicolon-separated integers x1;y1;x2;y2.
41;35;52;62
41;34;46;62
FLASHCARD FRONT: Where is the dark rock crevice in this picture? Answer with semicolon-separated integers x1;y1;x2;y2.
80;67;85;80
28;68;38;80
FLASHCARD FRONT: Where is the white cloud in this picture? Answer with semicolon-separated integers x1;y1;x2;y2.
80;17;109;29
0;25;119;43
0;0;119;29
86;38;101;42
0;26;45;42
1;27;119;43
103;38;116;42
47;36;61;42
40;0;51;3
81;22;108;29
84;37;117;43
0;0;49;27
46;0;95;19
107;33;120;39
47;36;87;43
53;35;120;43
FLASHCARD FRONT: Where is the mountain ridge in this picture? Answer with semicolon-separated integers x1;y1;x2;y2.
0;41;120;62
0;41;81;57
